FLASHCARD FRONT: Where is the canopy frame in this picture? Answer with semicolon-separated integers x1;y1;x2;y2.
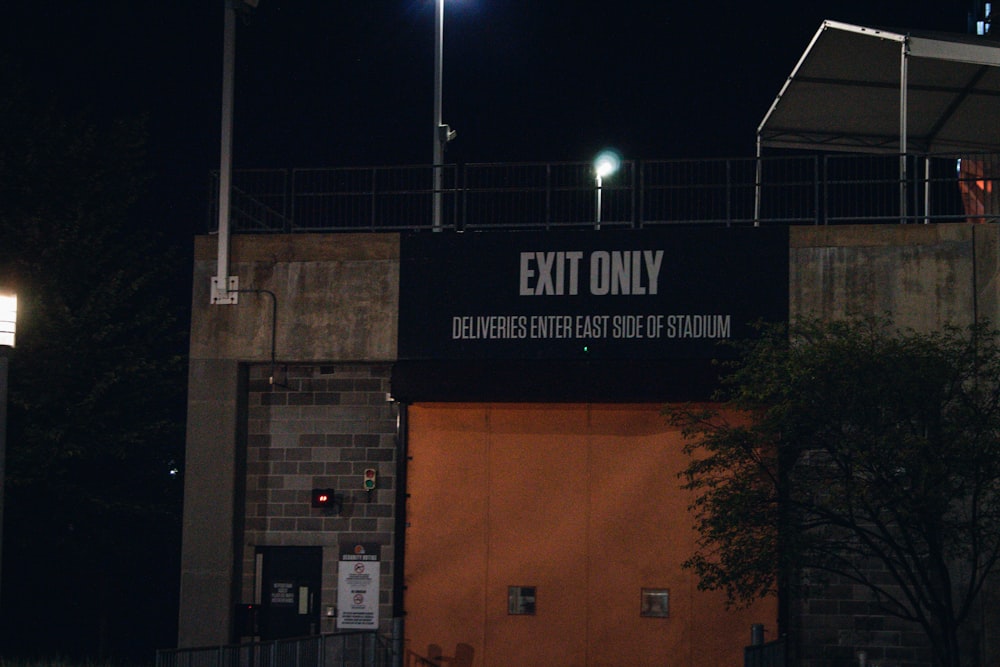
755;20;1000;224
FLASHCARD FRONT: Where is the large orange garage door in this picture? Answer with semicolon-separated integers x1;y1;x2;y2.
404;403;776;667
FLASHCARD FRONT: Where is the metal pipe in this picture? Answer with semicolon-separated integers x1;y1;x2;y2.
233;289;278;383
595;174;603;229
924;155;931;224
391;403;409;667
751;623;765;646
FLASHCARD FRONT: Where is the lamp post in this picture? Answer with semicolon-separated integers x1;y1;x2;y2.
432;0;456;230
593;150;621;229
0;292;17;603
213;0;260;305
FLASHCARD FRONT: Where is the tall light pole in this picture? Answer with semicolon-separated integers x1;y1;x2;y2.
212;0;259;305
432;0;456;230
593;150;621;229
0;292;17;603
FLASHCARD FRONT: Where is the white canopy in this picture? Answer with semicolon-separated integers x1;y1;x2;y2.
757;20;1000;156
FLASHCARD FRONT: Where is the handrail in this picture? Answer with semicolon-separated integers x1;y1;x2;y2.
156;631;391;667
207;153;1000;233
404;649;440;667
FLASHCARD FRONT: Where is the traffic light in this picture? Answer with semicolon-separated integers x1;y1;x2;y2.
311;488;337;509
363;468;377;492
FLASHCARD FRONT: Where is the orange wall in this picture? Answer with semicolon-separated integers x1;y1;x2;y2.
405;403;776;667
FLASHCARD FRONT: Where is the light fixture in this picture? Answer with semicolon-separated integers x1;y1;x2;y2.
594;150;621;180
0;294;16;348
593;149;622;229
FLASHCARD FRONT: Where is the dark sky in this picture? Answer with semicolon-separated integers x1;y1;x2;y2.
0;0;977;230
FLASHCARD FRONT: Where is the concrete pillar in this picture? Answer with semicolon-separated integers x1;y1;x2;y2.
178;358;244;647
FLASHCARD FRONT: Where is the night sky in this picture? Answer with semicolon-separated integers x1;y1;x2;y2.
2;1;976;192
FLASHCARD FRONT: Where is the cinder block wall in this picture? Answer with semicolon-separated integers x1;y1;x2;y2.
241;363;398;634
791;575;934;666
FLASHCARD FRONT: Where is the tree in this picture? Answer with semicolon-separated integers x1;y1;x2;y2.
671;317;1000;667
0;74;188;659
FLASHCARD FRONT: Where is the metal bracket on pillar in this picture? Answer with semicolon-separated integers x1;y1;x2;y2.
211;276;240;305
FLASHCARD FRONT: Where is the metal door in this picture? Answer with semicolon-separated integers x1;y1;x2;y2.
257;546;322;640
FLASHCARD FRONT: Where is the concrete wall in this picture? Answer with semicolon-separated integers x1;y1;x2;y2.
179;224;1000;655
790;223;1000;327
178;358;245;647
189;233;399;362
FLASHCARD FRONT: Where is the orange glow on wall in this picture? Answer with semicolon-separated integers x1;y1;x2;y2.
404;403;777;667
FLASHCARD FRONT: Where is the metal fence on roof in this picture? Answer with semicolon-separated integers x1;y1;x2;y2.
208;153;1000;233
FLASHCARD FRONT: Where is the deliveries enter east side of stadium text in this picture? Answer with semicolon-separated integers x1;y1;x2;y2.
452;313;731;341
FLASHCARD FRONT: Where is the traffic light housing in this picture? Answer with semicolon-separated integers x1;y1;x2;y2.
363;468;377;492
311;488;338;510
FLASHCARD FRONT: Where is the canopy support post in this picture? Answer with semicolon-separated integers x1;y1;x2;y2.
923;156;932;224
754;135;762;227
899;40;910;224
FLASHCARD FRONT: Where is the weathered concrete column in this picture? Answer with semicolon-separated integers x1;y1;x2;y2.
178;358;244;648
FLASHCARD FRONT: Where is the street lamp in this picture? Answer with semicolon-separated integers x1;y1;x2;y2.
212;0;260;305
593;150;621;229
432;0;456;230
0;292;16;603
0;294;14;348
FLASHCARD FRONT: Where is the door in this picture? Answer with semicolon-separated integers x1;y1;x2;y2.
257;546;323;640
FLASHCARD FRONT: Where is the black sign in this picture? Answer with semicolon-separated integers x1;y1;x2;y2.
399;227;788;363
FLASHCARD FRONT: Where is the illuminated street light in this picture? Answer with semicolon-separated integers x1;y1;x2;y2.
0;291;16;603
594;150;621;229
432;0;456;230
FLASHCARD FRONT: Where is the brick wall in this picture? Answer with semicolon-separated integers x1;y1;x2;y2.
791;570;934;667
242;363;399;635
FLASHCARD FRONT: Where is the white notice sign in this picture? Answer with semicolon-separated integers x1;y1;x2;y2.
337;551;380;629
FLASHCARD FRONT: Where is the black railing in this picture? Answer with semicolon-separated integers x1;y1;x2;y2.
156;632;391;667
745;637;787;667
404;650;440;667
208;154;1000;233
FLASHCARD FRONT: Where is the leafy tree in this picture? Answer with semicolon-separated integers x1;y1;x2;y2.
671;317;1000;667
0;75;187;659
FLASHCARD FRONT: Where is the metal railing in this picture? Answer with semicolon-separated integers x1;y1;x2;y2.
403;650;440;667
156;632;391;667
208;153;1000;233
744;637;787;667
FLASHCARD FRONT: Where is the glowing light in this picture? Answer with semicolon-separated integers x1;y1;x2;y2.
0;294;16;348
594;150;621;179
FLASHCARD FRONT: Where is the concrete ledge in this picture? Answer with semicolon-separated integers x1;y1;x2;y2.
195;233;400;262
790;223;973;248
